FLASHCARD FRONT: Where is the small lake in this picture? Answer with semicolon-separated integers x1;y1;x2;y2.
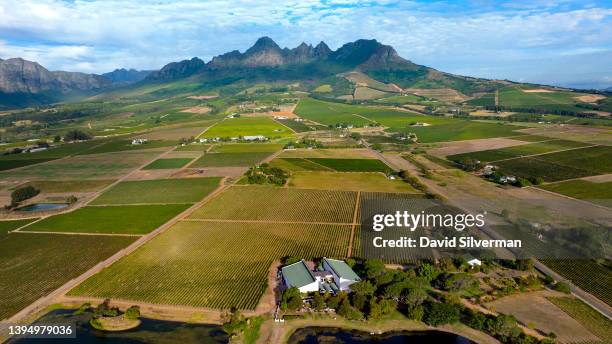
16;203;69;212
8;309;228;344
288;327;474;344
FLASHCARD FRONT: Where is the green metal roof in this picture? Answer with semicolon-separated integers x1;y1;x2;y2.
323;257;360;281
282;260;316;288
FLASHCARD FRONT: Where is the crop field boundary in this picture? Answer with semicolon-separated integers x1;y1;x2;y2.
486;144;600;163
182;218;353;225
3;177;230;324
348;191;361;257
10;230;142;237
272;118;298;133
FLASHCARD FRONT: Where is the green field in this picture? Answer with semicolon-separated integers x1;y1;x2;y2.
190;152;273;167
0;233;135;320
0;158;55;171
308;158;392;172
69;221;351;310
210;143;283;153
79;140;177;155
143;157;193;169
275;119;312;132
21;204;189;234
200;117;293;139
91;178;220;205
541;259;612;307
269;158;334;172
295;97;520;142
189;186;357;223
448;139;590;163
175;144;211;151
17;180;115;193
538;180;612;207
547;296;612;342
289;171;420;193
0;151;159;180
495;146;612;182
0;219;37;236
498;86;597;113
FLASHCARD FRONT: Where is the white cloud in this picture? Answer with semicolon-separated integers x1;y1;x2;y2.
0;0;609;87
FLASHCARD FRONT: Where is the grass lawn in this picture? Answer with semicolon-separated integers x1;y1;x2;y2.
21;204;190;234
190;152;273;167
143;158;193;169
0;233;135;320
200;117;293;139
18;180;115;193
308;158;392;172
91;178;221;205
538;180;612;207
289;172;420;193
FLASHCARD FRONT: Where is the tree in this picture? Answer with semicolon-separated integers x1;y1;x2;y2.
53;135;61;142
417;263;440;282
350;280;376;296
282;256;301;265
402;288;428;307
423;302;460;326
367;298;382;319
363;259;386;279
64;129;92;141
221;307;246;336
351;293;368;311
405;305;424;321
11;186;40;205
124;305;140;320
312;293;325;311
337;299;363;320
280;287;303;311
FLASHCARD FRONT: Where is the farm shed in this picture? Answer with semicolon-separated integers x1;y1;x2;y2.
281;260;319;293
323;257;361;291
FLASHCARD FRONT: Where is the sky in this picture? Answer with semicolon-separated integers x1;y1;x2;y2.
0;0;611;89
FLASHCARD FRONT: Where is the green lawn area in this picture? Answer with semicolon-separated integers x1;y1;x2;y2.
91;178;221;205
200;117;293;139
190;152;274;167
308;158;392;173
289;171;420;193
143;158;193;169
538;179;612;207
21;204;190;234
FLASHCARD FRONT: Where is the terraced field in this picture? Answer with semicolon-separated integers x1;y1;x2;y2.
0;233;135;320
68;221;351;309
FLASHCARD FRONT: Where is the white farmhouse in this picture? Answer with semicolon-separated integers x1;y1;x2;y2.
281;260;320;293
323;257;361;291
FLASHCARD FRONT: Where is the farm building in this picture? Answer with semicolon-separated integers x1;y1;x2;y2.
323;257;361;291
243;135;267;141
281;260;319;293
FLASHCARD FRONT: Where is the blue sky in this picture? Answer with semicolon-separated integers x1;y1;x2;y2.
0;0;610;88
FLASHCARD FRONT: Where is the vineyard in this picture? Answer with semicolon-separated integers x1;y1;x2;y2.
188;186;358;223
0;233;135;320
540;259;612;307
69;221;351;310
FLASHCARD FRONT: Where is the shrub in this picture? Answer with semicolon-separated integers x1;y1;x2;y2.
553;282;571;294
423;302;460;326
64;129;92;141
124;305;140;320
11;186;40;204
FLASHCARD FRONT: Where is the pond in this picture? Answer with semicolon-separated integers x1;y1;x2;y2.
288;327;474;344
8;309;229;344
16;203;69;212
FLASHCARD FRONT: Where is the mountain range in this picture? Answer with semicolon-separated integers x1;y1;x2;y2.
1;36;594;109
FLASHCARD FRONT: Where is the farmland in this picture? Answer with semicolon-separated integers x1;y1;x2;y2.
269;158;333;172
0;151;159;180
78;139;177;155
275;118;312;132
547;296;612;342
90;178;221;205
189;186;357;223
210;143;283;153
0;233;135;320
0;219;36;236
540;259;612;307
447;139;590;163
20;204;190;234
288;171;420;193
200;117;293;138
69;221;351;310
16;180;115;193
143;157;193;169
190;152;273;167
495;146;612;182
538;179;612;207
308;158;392;172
